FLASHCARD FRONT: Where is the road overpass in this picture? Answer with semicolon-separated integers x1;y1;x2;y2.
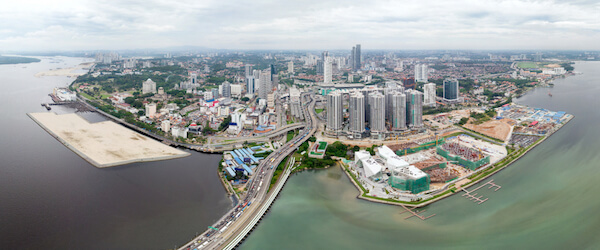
179;93;318;250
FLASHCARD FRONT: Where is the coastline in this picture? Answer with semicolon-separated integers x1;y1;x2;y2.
28;112;190;168
340;113;574;208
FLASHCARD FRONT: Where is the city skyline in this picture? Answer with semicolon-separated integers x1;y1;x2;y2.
1;0;600;52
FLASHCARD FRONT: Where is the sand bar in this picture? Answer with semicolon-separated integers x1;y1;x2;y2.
35;62;94;77
28;112;190;168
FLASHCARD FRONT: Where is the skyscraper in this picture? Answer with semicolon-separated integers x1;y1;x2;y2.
443;78;459;101
222;81;231;98
415;64;428;82
317;51;328;75
326;91;343;133
270;64;276;81
369;92;385;134
324;56;332;84
360;88;371;123
287;61;294;74
351;44;361;71
423;82;437;107
349;92;365;138
246;76;255;95
258;70;271;99
391;92;407;130
405;89;423;128
245;64;252;78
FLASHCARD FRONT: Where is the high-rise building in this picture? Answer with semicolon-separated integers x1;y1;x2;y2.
360;88;371;123
289;87;303;119
391;92;407;130
351;44;361;71
324;56;332;84
349;92;365;138
443;78;459;101
415;64;428;82
222;81;231;98
145;103;157;118
384;86;398;123
270;64;276;81
317;51;329;75
245;64;252;77
405;89;423;128
258;70;271;99
287;61;294;74
191;73;197;84
369;92;386;134
326;91;343;133
423;82;437;107
142;78;157;94
246;76;255;95
211;88;219;99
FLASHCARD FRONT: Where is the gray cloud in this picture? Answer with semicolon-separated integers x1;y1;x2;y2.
0;0;599;51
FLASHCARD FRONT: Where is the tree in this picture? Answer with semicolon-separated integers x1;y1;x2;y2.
137;110;145;116
131;100;143;109
241;97;250;102
124;97;135;104
458;117;469;125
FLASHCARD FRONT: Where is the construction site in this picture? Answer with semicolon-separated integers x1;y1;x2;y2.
346;134;507;202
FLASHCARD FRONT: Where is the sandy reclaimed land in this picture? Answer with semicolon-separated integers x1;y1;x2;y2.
35;62;94;77
28;112;189;168
463;119;514;141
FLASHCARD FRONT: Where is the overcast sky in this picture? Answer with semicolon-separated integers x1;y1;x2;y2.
1;0;599;51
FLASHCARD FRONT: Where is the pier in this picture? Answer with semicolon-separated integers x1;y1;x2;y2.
400;204;436;220
461;179;501;204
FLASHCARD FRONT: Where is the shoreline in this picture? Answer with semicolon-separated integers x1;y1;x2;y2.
28;112;190;168
340;113;574;208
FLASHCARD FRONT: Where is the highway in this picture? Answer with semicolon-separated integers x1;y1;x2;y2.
179;92;318;250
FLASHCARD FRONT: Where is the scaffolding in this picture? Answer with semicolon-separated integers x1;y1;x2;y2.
436;146;490;170
388;174;430;194
396;138;445;155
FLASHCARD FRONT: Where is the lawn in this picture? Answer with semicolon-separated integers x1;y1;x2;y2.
315;108;323;114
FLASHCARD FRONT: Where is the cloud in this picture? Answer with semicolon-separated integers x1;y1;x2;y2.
0;0;599;51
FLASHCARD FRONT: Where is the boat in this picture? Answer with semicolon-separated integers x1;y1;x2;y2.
548;92;553;97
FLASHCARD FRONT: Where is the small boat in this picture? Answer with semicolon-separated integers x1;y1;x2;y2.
548;92;552;97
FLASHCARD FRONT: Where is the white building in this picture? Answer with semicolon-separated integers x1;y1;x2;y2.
231;84;242;97
258;70;271;100
369;92;386;135
423;82;436;107
349;91;365;138
287;61;294;74
145;103;157;118
289;87;303;119
415;64;428;82
354;151;382;179
203;91;213;101
391;92;407;130
142;79;157;94
171;127;188;139
324;57;332;84
161;120;170;133
326;90;343;133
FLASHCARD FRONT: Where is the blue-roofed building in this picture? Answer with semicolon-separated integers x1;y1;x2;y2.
225;167;236;177
242;165;254;175
234;157;244;165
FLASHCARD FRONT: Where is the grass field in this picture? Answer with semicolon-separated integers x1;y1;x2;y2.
315;108;323;114
516;61;539;69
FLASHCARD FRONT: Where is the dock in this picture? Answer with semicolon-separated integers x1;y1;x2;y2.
461;179;501;204
400;204;436;220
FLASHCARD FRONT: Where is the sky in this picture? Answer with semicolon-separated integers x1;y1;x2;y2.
1;0;599;51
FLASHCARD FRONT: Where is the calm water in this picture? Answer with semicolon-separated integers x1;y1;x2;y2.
0;57;231;249
241;61;600;249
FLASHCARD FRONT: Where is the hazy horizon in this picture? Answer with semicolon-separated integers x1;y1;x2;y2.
2;0;600;51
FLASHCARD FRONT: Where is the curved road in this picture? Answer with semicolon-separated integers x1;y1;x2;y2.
180;92;318;250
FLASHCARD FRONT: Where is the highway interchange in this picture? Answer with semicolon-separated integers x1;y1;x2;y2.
180;92;318;250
